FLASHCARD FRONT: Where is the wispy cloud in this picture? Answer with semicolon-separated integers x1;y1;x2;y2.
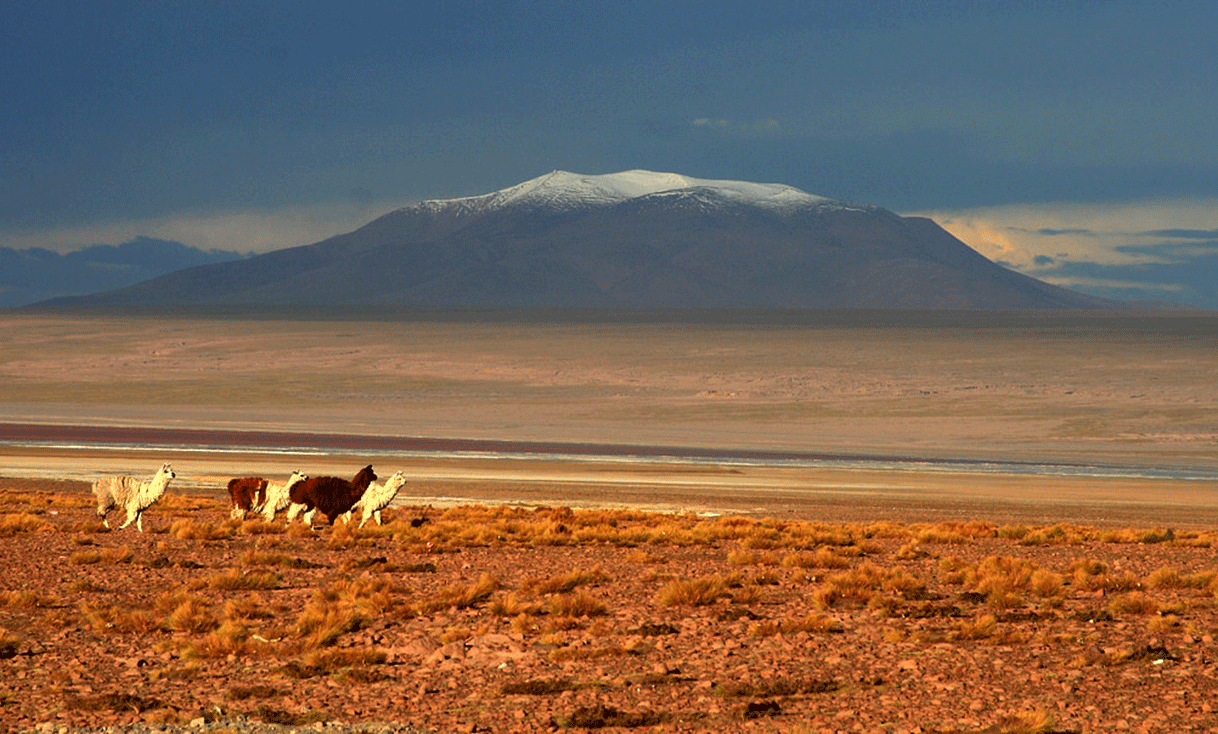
691;117;784;139
909;198;1218;308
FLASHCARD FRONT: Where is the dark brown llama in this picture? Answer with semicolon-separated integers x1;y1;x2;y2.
227;476;269;520
286;465;377;526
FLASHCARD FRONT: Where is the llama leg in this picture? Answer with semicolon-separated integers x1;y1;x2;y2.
136;511;145;533
285;503;301;524
119;508;135;530
374;509;382;526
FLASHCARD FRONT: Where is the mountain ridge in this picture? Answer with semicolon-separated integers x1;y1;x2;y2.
34;170;1124;310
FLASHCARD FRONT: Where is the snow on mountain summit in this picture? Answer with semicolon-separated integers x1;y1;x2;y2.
420;169;842;215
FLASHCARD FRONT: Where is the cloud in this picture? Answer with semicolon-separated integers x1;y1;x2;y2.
1143;228;1218;239
690;117;784;139
909;198;1218;309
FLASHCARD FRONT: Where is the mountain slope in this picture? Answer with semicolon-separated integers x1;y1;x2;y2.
0;237;245;308
38;170;1118;309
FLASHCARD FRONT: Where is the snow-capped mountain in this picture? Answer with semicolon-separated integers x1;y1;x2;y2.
38;170;1119;310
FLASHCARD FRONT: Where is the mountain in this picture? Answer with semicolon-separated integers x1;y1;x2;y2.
1;237;246;308
35;171;1120;310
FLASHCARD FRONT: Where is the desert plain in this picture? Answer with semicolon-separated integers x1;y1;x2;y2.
0;308;1216;733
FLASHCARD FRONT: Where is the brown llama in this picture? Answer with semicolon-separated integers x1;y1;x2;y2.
227;476;269;520
286;465;377;526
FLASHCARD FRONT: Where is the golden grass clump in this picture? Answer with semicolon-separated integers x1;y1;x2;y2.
1106;591;1160;616
523;567;611;594
79;602;164;635
749;613;843;637
169;518;235;541
222;594;283;622
781;547;852;570
550;591;609;618
70;545;134;565
0;513;50;536
489;592;545;617
986;708;1060;734
812;562;927;609
159;592;218;634
1145;566;1217;590
656;575;730;607
418;573;501;613
0;590;59;608
180;619;268;659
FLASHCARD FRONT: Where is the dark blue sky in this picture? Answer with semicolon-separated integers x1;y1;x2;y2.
4;1;1218;306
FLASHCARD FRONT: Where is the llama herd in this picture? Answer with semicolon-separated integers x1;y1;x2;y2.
92;463;408;533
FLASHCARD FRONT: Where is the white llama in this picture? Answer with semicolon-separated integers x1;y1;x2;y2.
257;470;309;522
93;463;176;532
347;470;407;528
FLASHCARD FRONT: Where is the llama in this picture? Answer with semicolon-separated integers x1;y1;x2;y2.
93;463;176;532
257;470;309;522
286;465;376;527
347;470;407;528
227;476;269;520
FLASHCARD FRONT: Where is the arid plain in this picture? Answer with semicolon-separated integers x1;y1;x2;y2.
2;309;1216;525
1;309;1217;732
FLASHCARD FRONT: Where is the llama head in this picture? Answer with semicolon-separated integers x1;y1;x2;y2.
354;465;377;487
386;471;407;490
287;470;308;485
159;463;176;480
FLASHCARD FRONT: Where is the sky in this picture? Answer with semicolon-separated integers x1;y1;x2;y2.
4;1;1218;307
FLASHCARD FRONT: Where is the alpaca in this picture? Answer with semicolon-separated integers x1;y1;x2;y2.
286;465;376;527
227;476;269;520
93;463;176;532
257;470;309;522
347;470;407;528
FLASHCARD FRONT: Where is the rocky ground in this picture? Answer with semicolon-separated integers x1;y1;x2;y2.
1;479;1217;734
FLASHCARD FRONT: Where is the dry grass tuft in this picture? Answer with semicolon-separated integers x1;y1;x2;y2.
70;545;134;565
523;566;611;594
656;575;730;607
550;590;609;618
749;613;843;637
168;518;235;541
207;567;283;591
0;513;49;536
418;573;501;613
0;590;59;608
982;707;1060;733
